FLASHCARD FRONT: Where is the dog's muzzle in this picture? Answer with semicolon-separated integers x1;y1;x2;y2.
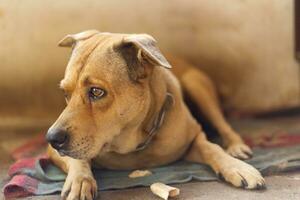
46;128;69;150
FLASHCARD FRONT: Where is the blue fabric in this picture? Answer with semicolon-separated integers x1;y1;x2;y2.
30;145;300;195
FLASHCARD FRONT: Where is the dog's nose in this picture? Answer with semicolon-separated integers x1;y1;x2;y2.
46;128;69;150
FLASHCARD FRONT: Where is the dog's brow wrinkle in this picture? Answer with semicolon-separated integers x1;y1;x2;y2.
82;76;102;87
80;93;86;105
83;76;91;86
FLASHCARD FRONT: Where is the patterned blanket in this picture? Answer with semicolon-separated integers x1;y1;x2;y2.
3;117;300;198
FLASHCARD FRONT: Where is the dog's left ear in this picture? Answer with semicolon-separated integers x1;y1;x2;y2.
117;34;171;81
123;34;171;69
58;30;99;47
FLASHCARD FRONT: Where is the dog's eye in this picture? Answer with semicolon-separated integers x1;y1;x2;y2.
89;87;106;100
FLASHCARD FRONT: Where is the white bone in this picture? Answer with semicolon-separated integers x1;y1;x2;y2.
150;182;180;200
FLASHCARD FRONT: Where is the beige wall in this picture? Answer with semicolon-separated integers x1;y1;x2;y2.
0;0;298;128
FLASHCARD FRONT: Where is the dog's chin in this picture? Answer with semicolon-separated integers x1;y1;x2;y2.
57;149;93;160
56;142;111;160
89;142;111;157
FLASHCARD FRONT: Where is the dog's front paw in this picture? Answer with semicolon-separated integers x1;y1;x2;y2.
61;171;97;200
226;142;253;160
217;157;265;190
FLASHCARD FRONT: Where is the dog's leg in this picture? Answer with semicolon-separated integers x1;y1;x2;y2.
47;146;97;200
185;131;265;189
181;69;252;159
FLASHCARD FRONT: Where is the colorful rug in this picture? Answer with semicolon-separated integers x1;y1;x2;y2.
2;116;300;198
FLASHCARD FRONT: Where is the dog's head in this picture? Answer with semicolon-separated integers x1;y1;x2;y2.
46;30;171;160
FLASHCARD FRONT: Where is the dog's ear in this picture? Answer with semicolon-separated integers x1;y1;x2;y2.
58;30;99;47
123;34;171;69
117;34;171;81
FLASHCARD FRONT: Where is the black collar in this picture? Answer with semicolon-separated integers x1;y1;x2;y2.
134;92;174;152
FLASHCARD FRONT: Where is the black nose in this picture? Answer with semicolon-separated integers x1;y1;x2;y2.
46;128;69;150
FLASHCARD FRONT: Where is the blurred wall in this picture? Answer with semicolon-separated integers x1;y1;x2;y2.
0;0;299;128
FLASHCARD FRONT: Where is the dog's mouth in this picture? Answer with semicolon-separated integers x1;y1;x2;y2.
56;146;92;159
57;149;79;157
56;142;111;159
57;149;69;157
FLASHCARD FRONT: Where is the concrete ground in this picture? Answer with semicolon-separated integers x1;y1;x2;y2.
0;118;300;200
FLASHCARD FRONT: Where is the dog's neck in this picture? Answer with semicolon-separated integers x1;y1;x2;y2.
107;68;174;154
132;68;174;151
134;92;174;152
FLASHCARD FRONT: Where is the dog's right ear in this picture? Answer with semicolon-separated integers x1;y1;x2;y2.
58;30;99;47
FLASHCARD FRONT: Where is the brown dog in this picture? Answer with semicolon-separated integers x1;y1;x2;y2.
46;30;265;200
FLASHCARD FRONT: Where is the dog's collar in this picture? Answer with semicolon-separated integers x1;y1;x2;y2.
134;92;174;152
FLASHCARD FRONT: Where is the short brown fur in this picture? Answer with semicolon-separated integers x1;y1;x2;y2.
47;30;265;200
